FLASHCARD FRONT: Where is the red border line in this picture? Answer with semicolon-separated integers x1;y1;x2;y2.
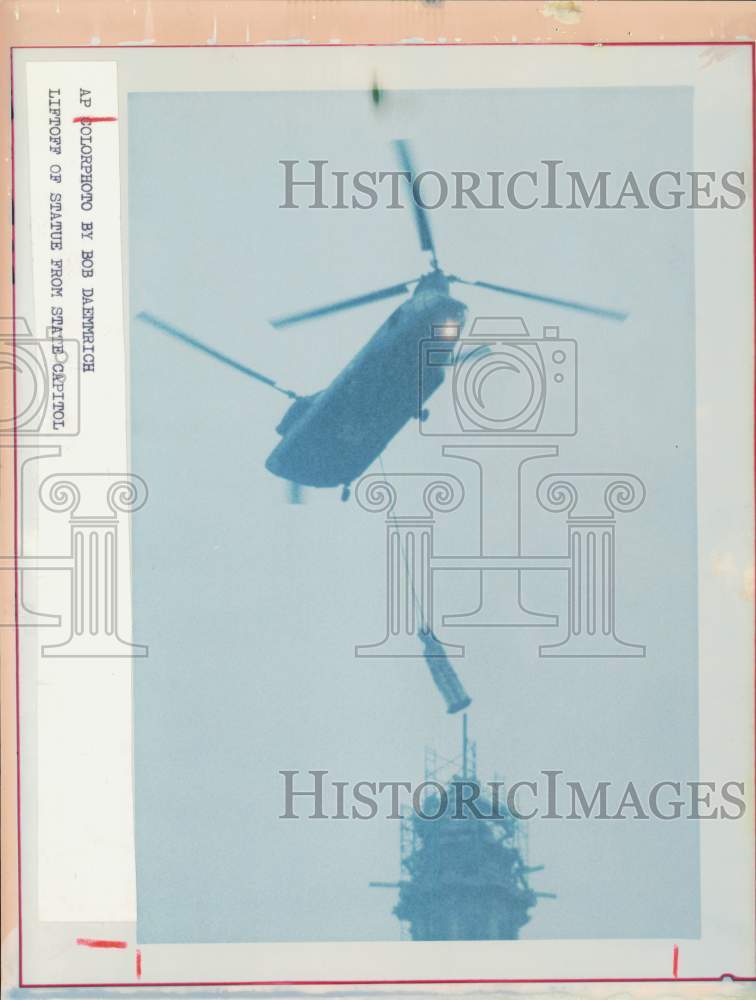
10;39;756;990
14;976;755;989
8;41;755;49
10;41;23;992
76;939;128;950
72;115;117;123
752;42;756;999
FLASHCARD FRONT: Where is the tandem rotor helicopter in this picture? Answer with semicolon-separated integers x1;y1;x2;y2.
138;140;626;503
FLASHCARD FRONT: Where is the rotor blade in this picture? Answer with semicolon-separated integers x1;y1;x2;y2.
451;277;628;321
270;281;412;329
137;311;298;398
393;139;436;259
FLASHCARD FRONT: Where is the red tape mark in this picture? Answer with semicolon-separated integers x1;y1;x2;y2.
673;944;679;978
72;116;118;123
136;949;142;978
76;938;128;949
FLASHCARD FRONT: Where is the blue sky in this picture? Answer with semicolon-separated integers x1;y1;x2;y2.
129;84;698;943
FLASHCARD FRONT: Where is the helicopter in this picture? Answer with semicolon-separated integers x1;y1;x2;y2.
139;140;626;501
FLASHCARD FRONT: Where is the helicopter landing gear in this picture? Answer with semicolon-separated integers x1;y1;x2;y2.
287;481;304;505
341;483;352;502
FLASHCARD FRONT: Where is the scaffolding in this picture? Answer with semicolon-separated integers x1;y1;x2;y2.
373;715;549;941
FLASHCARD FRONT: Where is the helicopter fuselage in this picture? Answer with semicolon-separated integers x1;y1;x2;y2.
265;275;467;490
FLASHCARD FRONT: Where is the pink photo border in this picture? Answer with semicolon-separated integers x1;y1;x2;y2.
2;2;754;987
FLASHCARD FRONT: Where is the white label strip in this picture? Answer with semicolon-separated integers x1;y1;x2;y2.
25;60;136;923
